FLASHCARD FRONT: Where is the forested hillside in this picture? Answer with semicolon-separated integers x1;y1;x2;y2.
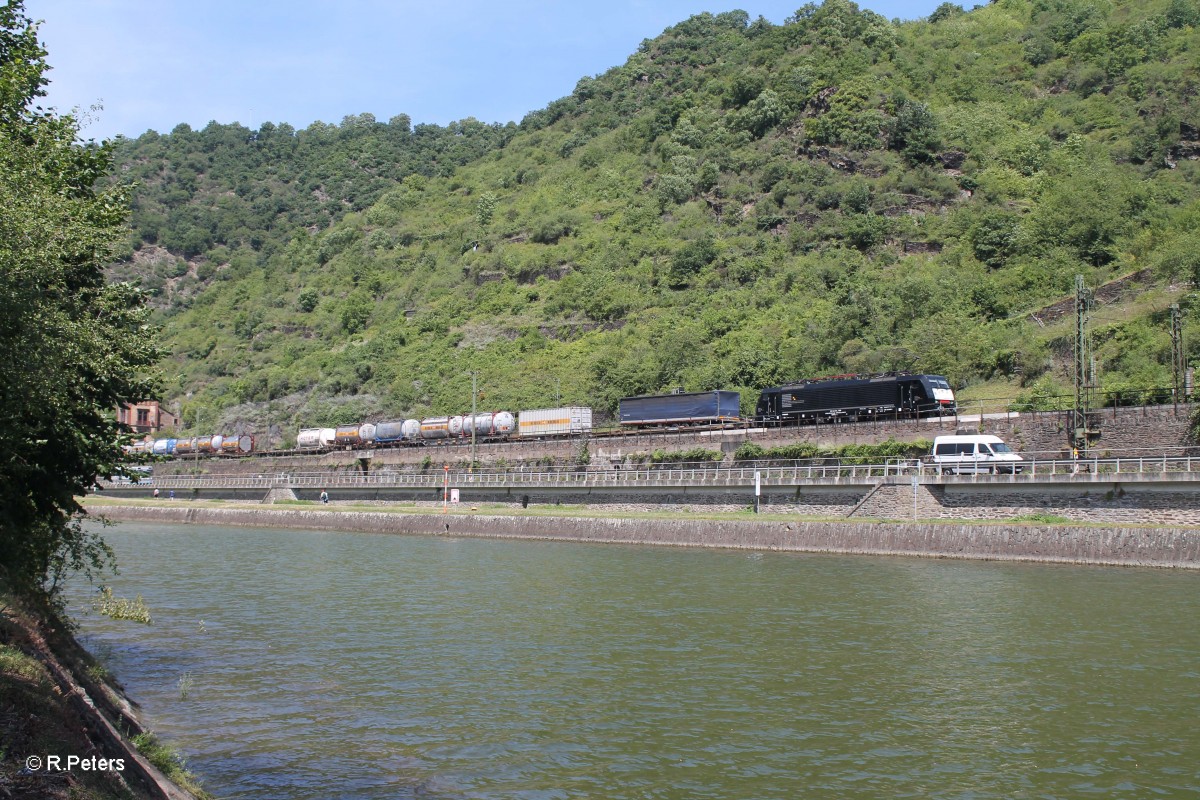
109;0;1200;442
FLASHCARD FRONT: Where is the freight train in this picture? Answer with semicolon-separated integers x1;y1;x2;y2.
291;374;952;452
128;373;956;458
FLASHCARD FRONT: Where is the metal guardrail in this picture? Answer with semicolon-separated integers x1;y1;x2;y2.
103;455;1200;492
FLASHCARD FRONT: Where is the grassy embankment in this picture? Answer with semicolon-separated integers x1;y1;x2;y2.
0;592;210;799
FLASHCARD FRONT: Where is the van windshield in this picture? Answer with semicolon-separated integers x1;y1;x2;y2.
992;442;1014;454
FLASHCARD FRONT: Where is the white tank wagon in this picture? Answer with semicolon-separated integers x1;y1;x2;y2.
517;407;593;438
358;423;377;444
296;428;323;449
463;411;516;437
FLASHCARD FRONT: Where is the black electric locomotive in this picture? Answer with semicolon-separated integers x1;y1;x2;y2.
755;373;955;422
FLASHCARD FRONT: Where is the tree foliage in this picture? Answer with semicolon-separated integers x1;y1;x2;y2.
0;3;158;600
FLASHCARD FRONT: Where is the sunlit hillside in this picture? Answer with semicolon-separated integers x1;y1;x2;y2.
108;0;1200;442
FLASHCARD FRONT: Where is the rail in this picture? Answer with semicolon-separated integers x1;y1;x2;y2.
101;454;1200;492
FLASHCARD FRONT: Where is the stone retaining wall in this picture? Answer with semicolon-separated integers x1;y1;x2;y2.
854;480;1200;525
90;505;1200;568
153;404;1197;477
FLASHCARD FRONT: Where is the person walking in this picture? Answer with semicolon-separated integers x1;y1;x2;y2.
320;489;329;505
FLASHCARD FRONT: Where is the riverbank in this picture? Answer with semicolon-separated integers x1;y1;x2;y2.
84;499;1200;568
0;593;206;799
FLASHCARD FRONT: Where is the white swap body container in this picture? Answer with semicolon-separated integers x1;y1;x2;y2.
518;407;594;437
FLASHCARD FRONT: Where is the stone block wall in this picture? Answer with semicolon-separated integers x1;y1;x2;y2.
849;479;1200;526
92;505;1200;568
152;404;1196;478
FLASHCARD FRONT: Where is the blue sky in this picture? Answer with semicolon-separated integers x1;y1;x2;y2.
32;0;948;142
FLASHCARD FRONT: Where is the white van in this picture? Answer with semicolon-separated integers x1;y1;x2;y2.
932;435;1023;474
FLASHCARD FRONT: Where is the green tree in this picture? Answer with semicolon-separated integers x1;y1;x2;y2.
475;191;498;228
0;2;159;601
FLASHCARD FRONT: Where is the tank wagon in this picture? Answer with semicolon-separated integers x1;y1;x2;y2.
130;434;255;457
755;373;955;422
619;391;741;427
295;407;594;451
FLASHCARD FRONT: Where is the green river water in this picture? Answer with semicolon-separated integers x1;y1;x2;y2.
73;522;1200;799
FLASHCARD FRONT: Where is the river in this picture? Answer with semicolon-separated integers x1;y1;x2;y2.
73;522;1200;799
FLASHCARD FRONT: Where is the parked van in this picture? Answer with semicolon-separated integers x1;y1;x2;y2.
932;435;1024;474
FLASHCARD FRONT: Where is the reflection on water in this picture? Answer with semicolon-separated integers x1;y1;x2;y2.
73;523;1200;799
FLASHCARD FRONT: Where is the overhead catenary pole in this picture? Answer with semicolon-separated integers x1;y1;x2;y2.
1171;303;1184;411
265;376;272;452
470;371;477;471
1075;277;1094;455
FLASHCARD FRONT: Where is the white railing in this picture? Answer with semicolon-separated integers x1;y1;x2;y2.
101;454;1200;492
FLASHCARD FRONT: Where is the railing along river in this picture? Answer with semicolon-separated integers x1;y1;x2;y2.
109;454;1200;491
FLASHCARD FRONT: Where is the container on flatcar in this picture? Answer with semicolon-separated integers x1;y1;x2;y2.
419;417;451;440
374;420;406;443
220;435;254;454
463;411;516;437
401;419;422;440
151;439;170;456
195;435;215;454
296;429;323;449
211;435;225;451
619;391;741;427
319;428;337;448
359;423;377;444
448;415;465;437
517;407;593;437
174;438;195;455
334;425;362;446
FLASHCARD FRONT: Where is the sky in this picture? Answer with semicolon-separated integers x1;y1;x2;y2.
31;0;948;142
